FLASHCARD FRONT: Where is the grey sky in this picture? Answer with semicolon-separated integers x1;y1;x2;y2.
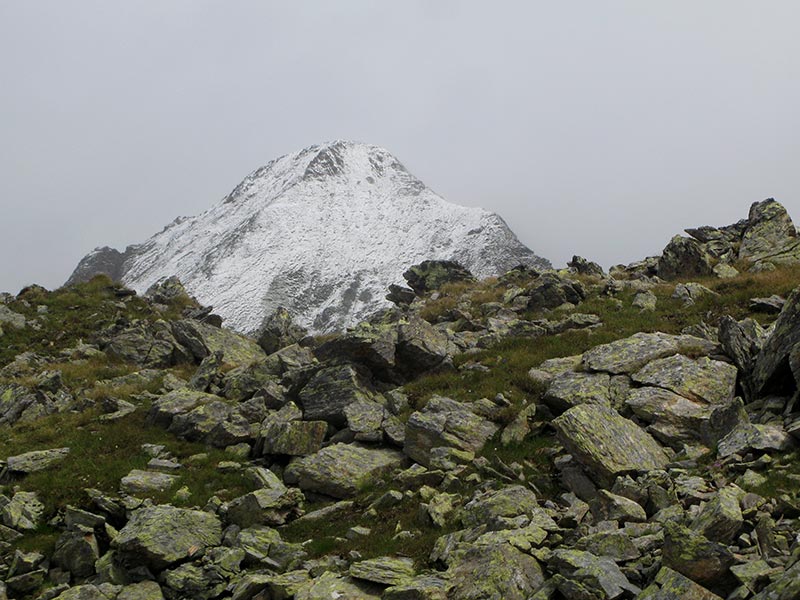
1;1;799;293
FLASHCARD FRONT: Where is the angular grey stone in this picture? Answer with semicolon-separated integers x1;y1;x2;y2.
581;332;714;375
5;447;70;474
120;470;178;497
739;199;800;265
445;543;545;600
690;486;744;543
662;521;734;587
632;355;737;405
284;443;405;499
350;556;415;586
549;549;640;599
543;371;611;413
553;404;669;486
658;235;714;280
299;364;377;427
225;487;304;528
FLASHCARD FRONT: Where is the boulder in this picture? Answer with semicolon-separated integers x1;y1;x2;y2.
543;371;611;413
632;290;657;311
445;543;545;600
172;319;266;365
753;286;800;397
298;364;378;427
739;199;800;266
284;443;405;499
639;567;723;600
631;355;738;405
316;320;398;374
462;485;557;531
0;306;26;329
52;526;100;578
404;396;499;468
295;571;383;600
403;260;475;295
672;282;718;307
717;422;794;458
383;574;447;600
718;316;765;401
117;581;165;600
112;505;222;571
256;307;308;354
548;549;640;599
581;332;714;375
105;321;186;367
225;487;304;528
524;272;586;311
147;389;222;428
568;255;605;277
750;295;786;313
168;399;251;447
657;235;714;279
662;521;734;587
120;470;178;497
0;491;44;531
258;419;327;456
4;447;70;475
553;404;669;486
751;561;800;600
690;486;744;543
350;557;415;586
396;315;454;376
235;526;306;571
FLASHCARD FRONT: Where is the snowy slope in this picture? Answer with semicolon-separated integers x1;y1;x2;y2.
69;141;549;333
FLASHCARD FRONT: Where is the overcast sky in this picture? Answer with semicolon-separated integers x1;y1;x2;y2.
2;1;799;293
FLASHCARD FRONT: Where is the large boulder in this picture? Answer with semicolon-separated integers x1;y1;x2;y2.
657;235;714;280
662;522;734;588
298;364;378;427
752;286;800;397
113;505;222;572
315;319;398;375
105;321;187;368
284;443;405;499
396;315;454;377
225;487;304;528
739;199;800;266
403;396;499;468
543;371;611;413
718;316;766;401
581;332;715;375
553;404;670;486
403;260;475;295
256;307;308;354
172;319;266;365
445;543;545;600
548;549;640;599
523;272;586;311
631;355;738;405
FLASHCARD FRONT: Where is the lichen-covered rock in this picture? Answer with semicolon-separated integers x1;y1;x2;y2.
568;255;605;277
383;574;447;600
284;443;405;499
739;199;800;266
403;396;498;468
751;561;800;600
403;260;475;295
543;371;611;413
462;485;556;531
258;419;327;456
662;521;734;587
52;526;100;578
0;306;26;329
172;319;266;365
396;315;454;377
298;364;378;427
632;290;658;311
716;422;794;458
639;567;723;600
753;286;800;397
690;485;744;543
672;282;718;307
256;307;308;354
225;486;304;528
632;355;737;405
4;447;70;475
553;404;669;486
119;469;178;497
295;570;383;600
350;556;415;586
105;321;186;367
0;491;44;531
112;505;222;571
593;489;647;523
235;526;306;571
445;543;545;600
548;549;640;599
117;581;165;600
657;235;714;280
168;399;251;447
575;530;641;562
581;332;714;375
315;318;398;374
523;272;586;311
147;388;221;428
718;316;765;401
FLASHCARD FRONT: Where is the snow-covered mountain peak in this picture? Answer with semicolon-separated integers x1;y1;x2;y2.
68;142;550;333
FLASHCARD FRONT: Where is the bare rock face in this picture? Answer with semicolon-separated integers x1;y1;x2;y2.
67;141;549;333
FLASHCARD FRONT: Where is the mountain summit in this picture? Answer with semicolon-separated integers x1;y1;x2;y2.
68;141;549;332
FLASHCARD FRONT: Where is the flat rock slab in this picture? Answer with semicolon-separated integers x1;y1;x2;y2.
259;420;328;456
632;355;737;404
120;469;179;496
113;505;222;571
284;443;405;499
543;371;611;413
6;448;70;474
295;571;382;600
581;332;714;374
350;556;415;586
553;404;669;486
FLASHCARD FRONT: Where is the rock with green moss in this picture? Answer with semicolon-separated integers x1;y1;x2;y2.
172;319;266;366
717;422;794;458
543;371;611;413
658;235;714;279
662;521;734;587
258;419;328;456
350;556;416;586
593;489;647;523
739;199;800;266
295;570;383;600
256;307;308;354
117;581;165;600
225;486;304;528
383;574;447;600
581;332;715;375
396;315;455;377
105;321;187;368
222;361;282;402
168;399;252;447
690;485;744;543
575;530;641;562
753;285;800;397
445;543;545;600
235;525;306;571
632;355;737;405
549;549;640;599
284;443;404;498
231;570;311;600
462;485;557;531
119;469;179;497
0;491;44;531
298;364;379;427
50;585;119;600
5;447;70;475
112;505;222;572
52;525;100;578
403;260;475;295
639;567;723;600
315;318;399;374
553;404;669;486
147;388;221;428
0;306;26;329
403;396;498;468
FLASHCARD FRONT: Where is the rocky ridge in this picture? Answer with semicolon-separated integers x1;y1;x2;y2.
0;199;799;599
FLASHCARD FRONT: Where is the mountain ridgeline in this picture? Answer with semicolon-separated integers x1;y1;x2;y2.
68;141;549;334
